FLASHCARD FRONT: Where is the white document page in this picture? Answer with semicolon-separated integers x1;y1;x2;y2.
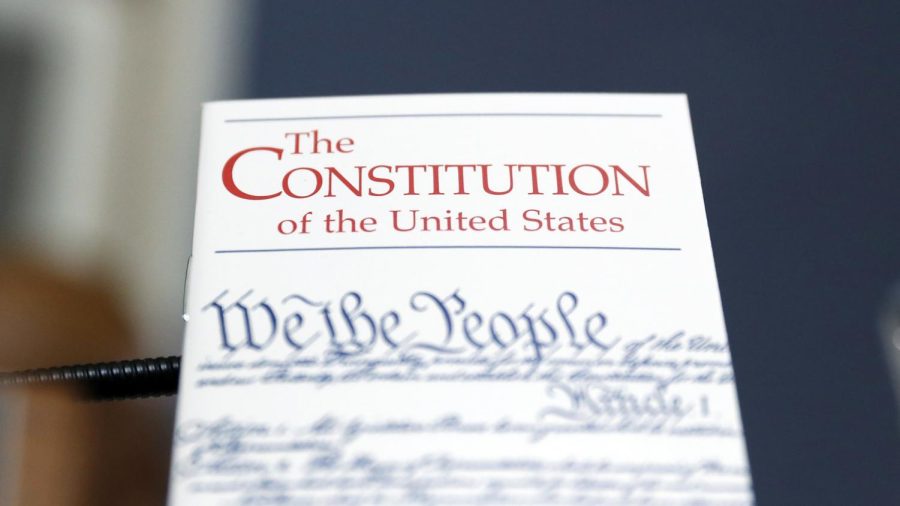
169;93;754;505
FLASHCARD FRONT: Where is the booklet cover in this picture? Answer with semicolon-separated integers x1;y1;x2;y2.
168;93;753;505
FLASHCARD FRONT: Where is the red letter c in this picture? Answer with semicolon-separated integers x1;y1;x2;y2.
222;146;284;200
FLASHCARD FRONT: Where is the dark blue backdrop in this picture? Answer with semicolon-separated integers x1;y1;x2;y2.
246;2;900;504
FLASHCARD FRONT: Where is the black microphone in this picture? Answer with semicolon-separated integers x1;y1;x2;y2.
0;356;181;401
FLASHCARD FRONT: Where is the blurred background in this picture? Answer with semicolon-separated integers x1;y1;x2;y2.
0;1;897;504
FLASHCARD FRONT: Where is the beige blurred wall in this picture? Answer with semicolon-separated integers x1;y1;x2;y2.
0;0;253;357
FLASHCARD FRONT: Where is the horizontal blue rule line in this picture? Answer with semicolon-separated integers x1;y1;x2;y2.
215;245;681;254
225;112;662;123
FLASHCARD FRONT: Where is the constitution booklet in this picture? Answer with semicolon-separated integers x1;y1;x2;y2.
168;93;754;505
